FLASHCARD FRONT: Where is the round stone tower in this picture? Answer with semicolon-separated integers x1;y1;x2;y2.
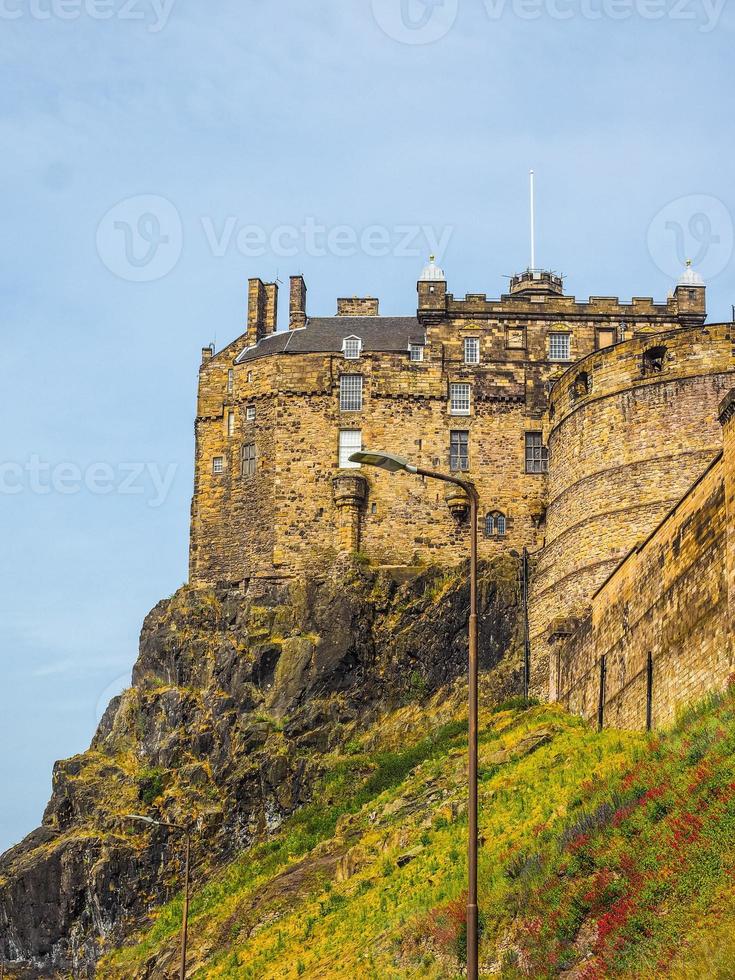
529;322;735;692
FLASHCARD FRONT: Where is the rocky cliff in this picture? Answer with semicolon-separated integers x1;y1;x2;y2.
0;556;523;977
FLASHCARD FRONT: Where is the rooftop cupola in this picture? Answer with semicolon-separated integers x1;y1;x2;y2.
675;260;706;327
677;259;705;289
509;269;564;298
417;255;447;318
419;255;446;282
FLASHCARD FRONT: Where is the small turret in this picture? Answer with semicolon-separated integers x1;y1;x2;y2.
674;260;706;327
417;255;447;318
509;269;564;298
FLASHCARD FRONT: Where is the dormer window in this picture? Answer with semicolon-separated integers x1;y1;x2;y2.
409;343;424;362
343;336;363;360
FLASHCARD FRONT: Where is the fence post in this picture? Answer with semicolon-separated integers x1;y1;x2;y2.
597;655;607;731
646;653;654;732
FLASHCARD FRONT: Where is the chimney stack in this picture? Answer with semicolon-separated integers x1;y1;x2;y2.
247;278;267;348
246;278;279;347
289;275;307;330
264;281;278;334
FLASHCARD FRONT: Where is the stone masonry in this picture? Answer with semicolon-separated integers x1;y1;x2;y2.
188;257;734;726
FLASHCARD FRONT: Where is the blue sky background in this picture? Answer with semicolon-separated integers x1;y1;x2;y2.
1;0;733;853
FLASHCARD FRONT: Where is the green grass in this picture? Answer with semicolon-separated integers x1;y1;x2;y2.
102;680;735;979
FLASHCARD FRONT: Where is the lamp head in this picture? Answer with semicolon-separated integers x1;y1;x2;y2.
349;451;417;474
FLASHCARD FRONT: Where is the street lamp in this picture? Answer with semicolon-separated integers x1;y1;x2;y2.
125;815;192;980
349;450;480;980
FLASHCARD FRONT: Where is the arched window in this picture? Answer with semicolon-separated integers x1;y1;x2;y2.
643;346;667;375
484;511;507;537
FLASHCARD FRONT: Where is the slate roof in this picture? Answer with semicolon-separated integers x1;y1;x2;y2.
235;317;425;363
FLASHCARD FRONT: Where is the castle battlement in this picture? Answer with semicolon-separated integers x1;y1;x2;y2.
188;258;733;724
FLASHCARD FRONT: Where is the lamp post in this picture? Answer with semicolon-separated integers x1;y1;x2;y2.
125;815;191;980
349;451;480;980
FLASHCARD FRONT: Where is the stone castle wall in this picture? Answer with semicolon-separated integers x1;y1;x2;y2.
189;272;704;588
528;324;735;694
186;266;735;727
552;434;733;730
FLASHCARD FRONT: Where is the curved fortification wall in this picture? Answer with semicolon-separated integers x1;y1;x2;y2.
529;323;735;668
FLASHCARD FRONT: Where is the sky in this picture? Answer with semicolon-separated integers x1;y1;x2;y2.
1;0;733;853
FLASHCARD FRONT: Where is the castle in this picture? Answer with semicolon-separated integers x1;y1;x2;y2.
190;259;735;729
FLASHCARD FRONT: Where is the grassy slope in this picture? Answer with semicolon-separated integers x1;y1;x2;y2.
102;681;735;979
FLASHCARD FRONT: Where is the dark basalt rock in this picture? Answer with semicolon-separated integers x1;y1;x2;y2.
0;556;523;976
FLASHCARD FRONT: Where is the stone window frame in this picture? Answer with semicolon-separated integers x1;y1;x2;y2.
642;345;668;376
484;511;507;537
338;429;362;469
340;374;364;412
212;456;225;476
246;405;256;422
449;382;471;416
548;331;572;362
342;336;363;360
506;326;527;351
241;443;257;477
595;326;616;350
525;432;549;474
227;369;234;394
449;429;470;472
571;372;592;401
227;410;236;437
463;336;480;365
409;343;425;362
247;370;254;384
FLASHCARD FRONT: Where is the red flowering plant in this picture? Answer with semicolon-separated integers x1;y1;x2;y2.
507;685;735;978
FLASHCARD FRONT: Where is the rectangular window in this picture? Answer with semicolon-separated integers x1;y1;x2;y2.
343;337;362;359
548;332;571;361
340;374;363;412
212;456;225;475
227;411;235;437
227;369;234;394
246;405;256;422
338;429;362;469
596;328;616;350
241;443;256;477
464;337;480;364
525;432;549;474
409;344;424;362
449;383;471;416
450;430;469;472
247;370;254;383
